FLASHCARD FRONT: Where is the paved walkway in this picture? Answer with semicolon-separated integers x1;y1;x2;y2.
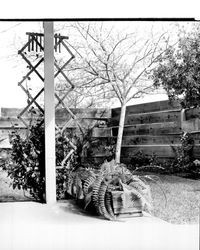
0;201;198;250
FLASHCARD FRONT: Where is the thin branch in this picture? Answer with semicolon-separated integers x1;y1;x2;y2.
107;34;129;61
125;40;178;102
126;85;154;103
151;32;167;61
77;22;99;43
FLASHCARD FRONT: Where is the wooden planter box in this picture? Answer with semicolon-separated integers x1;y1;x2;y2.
111;191;143;218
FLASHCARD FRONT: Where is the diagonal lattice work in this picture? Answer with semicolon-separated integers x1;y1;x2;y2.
17;32;81;167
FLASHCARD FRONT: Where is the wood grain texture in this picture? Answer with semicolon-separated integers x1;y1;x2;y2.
120;144;200;158
1;102;200;161
112;121;182;136
111;100;181;117
110;109;181;126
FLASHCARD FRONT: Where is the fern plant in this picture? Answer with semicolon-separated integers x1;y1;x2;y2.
66;159;153;220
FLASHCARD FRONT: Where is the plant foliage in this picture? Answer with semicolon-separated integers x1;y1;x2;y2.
3;112;116;201
151;24;200;108
3;119;46;202
65;160;152;220
170;132;196;174
129;150;162;172
128;132;200;178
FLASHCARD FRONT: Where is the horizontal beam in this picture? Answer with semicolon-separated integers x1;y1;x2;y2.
26;32;69;40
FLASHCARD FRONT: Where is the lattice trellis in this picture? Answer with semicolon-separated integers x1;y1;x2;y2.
17;32;79;167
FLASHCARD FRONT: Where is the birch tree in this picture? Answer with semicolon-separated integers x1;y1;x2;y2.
59;22;173;163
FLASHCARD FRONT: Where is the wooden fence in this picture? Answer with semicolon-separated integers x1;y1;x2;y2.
92;100;200;163
1;101;200;163
0;107;110;160
107;100;200;163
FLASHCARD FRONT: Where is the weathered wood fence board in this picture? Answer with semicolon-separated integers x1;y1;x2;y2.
92;127;112;137
0;108;111;151
110;100;200;162
112;122;182;137
1;107;110;119
1;101;200;163
110;109;182;126
111;100;181;117
0;117;28;128
121;135;182;145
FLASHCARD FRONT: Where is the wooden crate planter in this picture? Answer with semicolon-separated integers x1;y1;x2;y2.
111;190;143;218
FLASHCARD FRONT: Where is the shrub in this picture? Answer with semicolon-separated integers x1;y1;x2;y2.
56;130;116;198
128;132;200;178
129;150;161;172
3;115;116;201
170;132;195;173
3;119;46;202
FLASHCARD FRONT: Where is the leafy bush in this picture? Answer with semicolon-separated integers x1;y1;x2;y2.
3;119;46;202
56;167;71;199
128;132;200;178
151;24;200;108
171;132;194;171
3;114;116;201
170;132;200;176
56;130;116;198
129;150;161;172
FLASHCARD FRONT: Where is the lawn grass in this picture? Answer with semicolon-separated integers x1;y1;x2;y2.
145;173;200;224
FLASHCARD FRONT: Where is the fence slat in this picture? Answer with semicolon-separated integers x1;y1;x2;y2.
110;109;181;126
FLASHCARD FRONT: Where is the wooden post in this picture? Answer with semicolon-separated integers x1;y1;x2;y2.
44;22;57;204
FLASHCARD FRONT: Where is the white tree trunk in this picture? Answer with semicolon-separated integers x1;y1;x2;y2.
115;103;126;163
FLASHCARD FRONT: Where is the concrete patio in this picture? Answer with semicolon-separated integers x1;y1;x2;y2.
0;200;198;250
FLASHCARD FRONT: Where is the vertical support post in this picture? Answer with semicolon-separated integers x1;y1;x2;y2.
44;22;56;204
